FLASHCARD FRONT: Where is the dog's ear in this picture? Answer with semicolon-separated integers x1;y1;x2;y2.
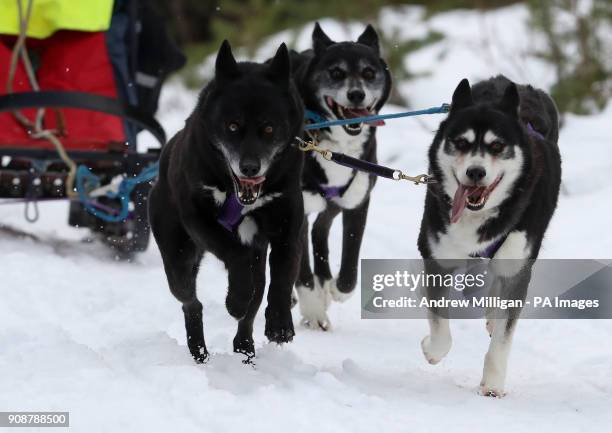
215;40;240;81
313;22;334;55
451;79;473;112
268;43;291;88
357;24;379;53
499;82;520;117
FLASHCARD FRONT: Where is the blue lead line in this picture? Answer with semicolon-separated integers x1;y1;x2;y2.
304;103;450;130
75;102;450;222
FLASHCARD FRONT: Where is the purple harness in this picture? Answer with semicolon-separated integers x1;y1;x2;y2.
217;193;244;232
319;185;345;199
318;172;357;199
526;122;545;140
470;235;507;259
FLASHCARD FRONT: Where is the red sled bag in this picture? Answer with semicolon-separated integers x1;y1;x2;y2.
0;31;125;151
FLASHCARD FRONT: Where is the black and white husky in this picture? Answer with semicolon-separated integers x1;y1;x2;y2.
149;41;304;362
291;23;392;330
418;75;561;396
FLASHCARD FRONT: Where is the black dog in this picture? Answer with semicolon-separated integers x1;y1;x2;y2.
418;76;561;396
149;41;304;362
291;23;392;330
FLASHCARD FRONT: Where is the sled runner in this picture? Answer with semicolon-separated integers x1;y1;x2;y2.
0;0;184;256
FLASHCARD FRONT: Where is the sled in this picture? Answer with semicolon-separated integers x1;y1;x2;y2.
0;0;184;256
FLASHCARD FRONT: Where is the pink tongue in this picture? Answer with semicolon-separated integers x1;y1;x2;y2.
239;176;265;186
344;108;385;127
451;184;469;224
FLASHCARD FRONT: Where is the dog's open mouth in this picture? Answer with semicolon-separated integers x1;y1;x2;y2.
451;175;503;223
324;96;384;135
232;174;266;205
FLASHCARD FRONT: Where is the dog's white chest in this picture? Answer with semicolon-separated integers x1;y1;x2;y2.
430;210;498;259
312;129;371;209
315;130;367;186
334;171;370;209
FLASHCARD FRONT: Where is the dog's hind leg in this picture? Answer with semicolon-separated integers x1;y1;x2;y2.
329;199;370;302
233;244;268;359
297;207;339;330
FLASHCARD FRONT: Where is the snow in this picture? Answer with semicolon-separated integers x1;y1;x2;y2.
1;4;611;433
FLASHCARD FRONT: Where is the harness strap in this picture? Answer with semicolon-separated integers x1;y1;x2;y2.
217;193;244;232
317;171;356;199
330;152;397;180
0;91;166;147
526;122;545;140
295;137;435;186
470;235;507;259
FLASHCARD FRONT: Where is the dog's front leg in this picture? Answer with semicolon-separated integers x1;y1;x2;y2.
296;215;314;289
421;260;453;364
296;206;339;331
265;200;303;343
329;199;370;302
265;238;300;343
233;243;268;359
296;214;332;331
480;267;530;397
312;205;341;282
225;248;257;321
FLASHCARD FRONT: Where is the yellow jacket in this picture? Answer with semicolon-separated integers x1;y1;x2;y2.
0;0;114;39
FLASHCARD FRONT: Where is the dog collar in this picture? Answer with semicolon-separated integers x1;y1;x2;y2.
217;193;244;232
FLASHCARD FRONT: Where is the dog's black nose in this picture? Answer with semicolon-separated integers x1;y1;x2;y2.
239;157;261;177
466;166;486;183
347;89;365;104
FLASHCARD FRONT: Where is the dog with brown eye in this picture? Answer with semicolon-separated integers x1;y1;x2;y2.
418;75;561;396
149;40;304;362
289;23;392;331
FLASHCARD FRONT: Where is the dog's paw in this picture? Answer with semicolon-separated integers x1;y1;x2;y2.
233;336;256;361
486;319;495;337
480;352;507;397
421;335;452;365
478;384;505;398
300;316;331;331
296;283;331;331
265;307;295;343
326;278;354;303
300;315;331;331
189;345;210;364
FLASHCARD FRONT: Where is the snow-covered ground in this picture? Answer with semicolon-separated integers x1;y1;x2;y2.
1;4;611;433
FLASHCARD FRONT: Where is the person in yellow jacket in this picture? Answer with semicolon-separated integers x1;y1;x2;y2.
0;0;114;39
